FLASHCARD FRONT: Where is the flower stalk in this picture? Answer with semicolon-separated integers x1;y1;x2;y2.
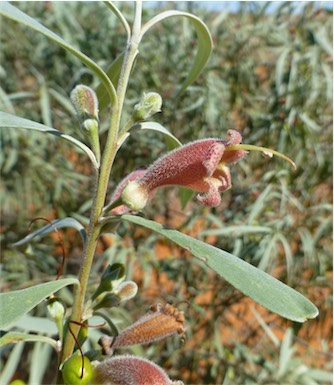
60;0;143;369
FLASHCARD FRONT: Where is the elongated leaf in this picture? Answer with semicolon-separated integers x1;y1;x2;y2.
5;315;58;335
0;1;117;105
122;215;319;322
133;121;182;149
104;1;131;41
0;332;57;350
140;10;213;95
201;225;273;237
29;342;53;385
0;112;99;169
178;187;194;209
96;51;125;111
0;278;79;329
13;217;87;247
0;343;24;385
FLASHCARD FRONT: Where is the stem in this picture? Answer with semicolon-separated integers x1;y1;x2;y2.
59;0;142;369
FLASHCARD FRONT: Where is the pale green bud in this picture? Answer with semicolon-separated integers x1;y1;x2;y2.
47;296;65;338
91;263;126;301
71;85;101;163
121;180;149;211
70;85;99;122
133;92;162;121
47;297;65;322
116;280;138;302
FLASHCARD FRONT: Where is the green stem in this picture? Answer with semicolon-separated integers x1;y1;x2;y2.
59;0;142;369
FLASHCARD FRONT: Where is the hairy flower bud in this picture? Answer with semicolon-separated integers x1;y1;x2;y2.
93;355;184;385
70;85;99;122
133;92;162;121
70;84;101;163
93;281;138;311
99;303;185;355
116;280;138;302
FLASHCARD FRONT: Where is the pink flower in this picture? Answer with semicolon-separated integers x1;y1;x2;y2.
99;303;185;355
93;355;184;385
121;129;246;210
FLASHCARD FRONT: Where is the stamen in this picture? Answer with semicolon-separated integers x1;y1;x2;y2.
226;144;296;170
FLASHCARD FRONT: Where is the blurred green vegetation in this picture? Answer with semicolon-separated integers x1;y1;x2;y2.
0;2;332;384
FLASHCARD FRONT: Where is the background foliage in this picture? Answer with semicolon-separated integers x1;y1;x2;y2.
0;2;332;384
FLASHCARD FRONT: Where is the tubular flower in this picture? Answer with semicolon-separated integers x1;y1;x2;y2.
93;355;184;385
99;303;185;356
121;129;247;210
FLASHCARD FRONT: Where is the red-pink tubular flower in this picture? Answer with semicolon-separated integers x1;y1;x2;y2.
99;303;185;356
93;355;184;385
121;129;246;210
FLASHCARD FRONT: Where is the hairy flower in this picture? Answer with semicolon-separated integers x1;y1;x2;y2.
93;355;184;385
121;129;246;210
99;303;185;356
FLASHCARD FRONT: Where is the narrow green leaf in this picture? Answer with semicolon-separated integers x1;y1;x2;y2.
299;111;322;132
132;121;182;149
104;1;131;41
5;315;58;335
0;332;57;350
140;10;213;95
314;26;333;55
29;342;53;385
278;328;294;377
0;111;99;169
178;187;194;209
201;225;273;237
0;343;25;385
96;51;125;111
0;278;79;329
13;217;87;247
0;1;117;105
122;215;319;323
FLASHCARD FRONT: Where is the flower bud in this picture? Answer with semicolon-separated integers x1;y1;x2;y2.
116;280;138;302
121;180;149;212
93;281;138;311
47;296;65;322
93;355;184;385
93;293;121;311
133;92;162;121
70;85;101;163
99;303;185;355
107;169;147;215
91;263;125;301
70;85;99;122
47;296;65;338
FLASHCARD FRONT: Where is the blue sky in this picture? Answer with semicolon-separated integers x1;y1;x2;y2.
198;1;333;12
147;1;333;13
